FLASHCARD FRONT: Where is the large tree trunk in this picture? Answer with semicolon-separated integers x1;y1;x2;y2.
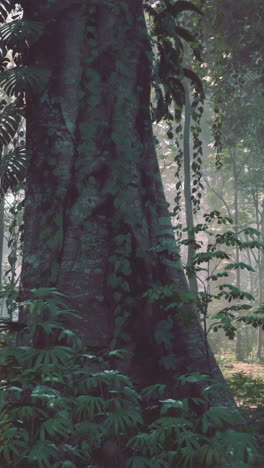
20;0;234;405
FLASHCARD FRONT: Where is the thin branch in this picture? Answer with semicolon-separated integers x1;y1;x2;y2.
203;176;232;218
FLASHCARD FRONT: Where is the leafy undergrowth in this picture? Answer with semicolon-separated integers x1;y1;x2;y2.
0;289;263;467
227;371;264;408
222;369;264;467
238;405;264;468
221;360;264;381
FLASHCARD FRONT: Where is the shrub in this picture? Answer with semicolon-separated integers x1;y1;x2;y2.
0;288;261;467
227;372;264;408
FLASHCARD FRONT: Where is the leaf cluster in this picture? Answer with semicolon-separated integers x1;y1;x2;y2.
178;210;263;340
145;0;203;125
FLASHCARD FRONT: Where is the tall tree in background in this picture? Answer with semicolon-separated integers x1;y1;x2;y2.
201;0;264;360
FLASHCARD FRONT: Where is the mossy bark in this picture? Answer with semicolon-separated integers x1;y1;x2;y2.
21;0;235;408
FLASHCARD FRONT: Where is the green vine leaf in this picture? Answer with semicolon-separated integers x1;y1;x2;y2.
183;67;203;94
217;284;254;302
193;250;230;264
175;25;199;46
225;262;255;272
159;354;178;370
154;316;174;347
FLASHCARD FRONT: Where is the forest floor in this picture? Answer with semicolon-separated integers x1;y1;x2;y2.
219;358;264;466
220;358;264;411
221;360;264;380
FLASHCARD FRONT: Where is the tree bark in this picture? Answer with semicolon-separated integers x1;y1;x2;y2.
230;147;244;361
20;0;235;406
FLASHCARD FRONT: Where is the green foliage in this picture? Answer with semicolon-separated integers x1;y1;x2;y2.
0;5;44;197
217;285;254;303
0;3;262;465
144;284;194;310
0;145;27;196
178;211;264;342
130;373;258;467
0;66;50;97
0;289;142;467
0;0;17;24
227;372;264;408
146;0;205;216
0;101;22;147
143;207;262;354
154;315;174;347
0;288;261;467
0;19;44;53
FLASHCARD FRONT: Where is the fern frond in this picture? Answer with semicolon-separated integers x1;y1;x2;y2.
141;383;167;402
0;66;50;96
0;145;27;196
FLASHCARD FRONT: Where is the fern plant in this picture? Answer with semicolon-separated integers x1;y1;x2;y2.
0;288;143;467
128;373;259;468
0;288;262;467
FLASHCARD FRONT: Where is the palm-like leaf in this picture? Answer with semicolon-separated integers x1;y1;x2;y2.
0;56;10;71
0;145;27;196
0;38;7;57
0;66;50;96
0;101;22;147
0;0;16;24
0;99;7;111
0;20;44;55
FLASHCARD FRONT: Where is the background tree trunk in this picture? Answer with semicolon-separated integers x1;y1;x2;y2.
21;0;235;405
183;80;199;296
0;197;4;289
